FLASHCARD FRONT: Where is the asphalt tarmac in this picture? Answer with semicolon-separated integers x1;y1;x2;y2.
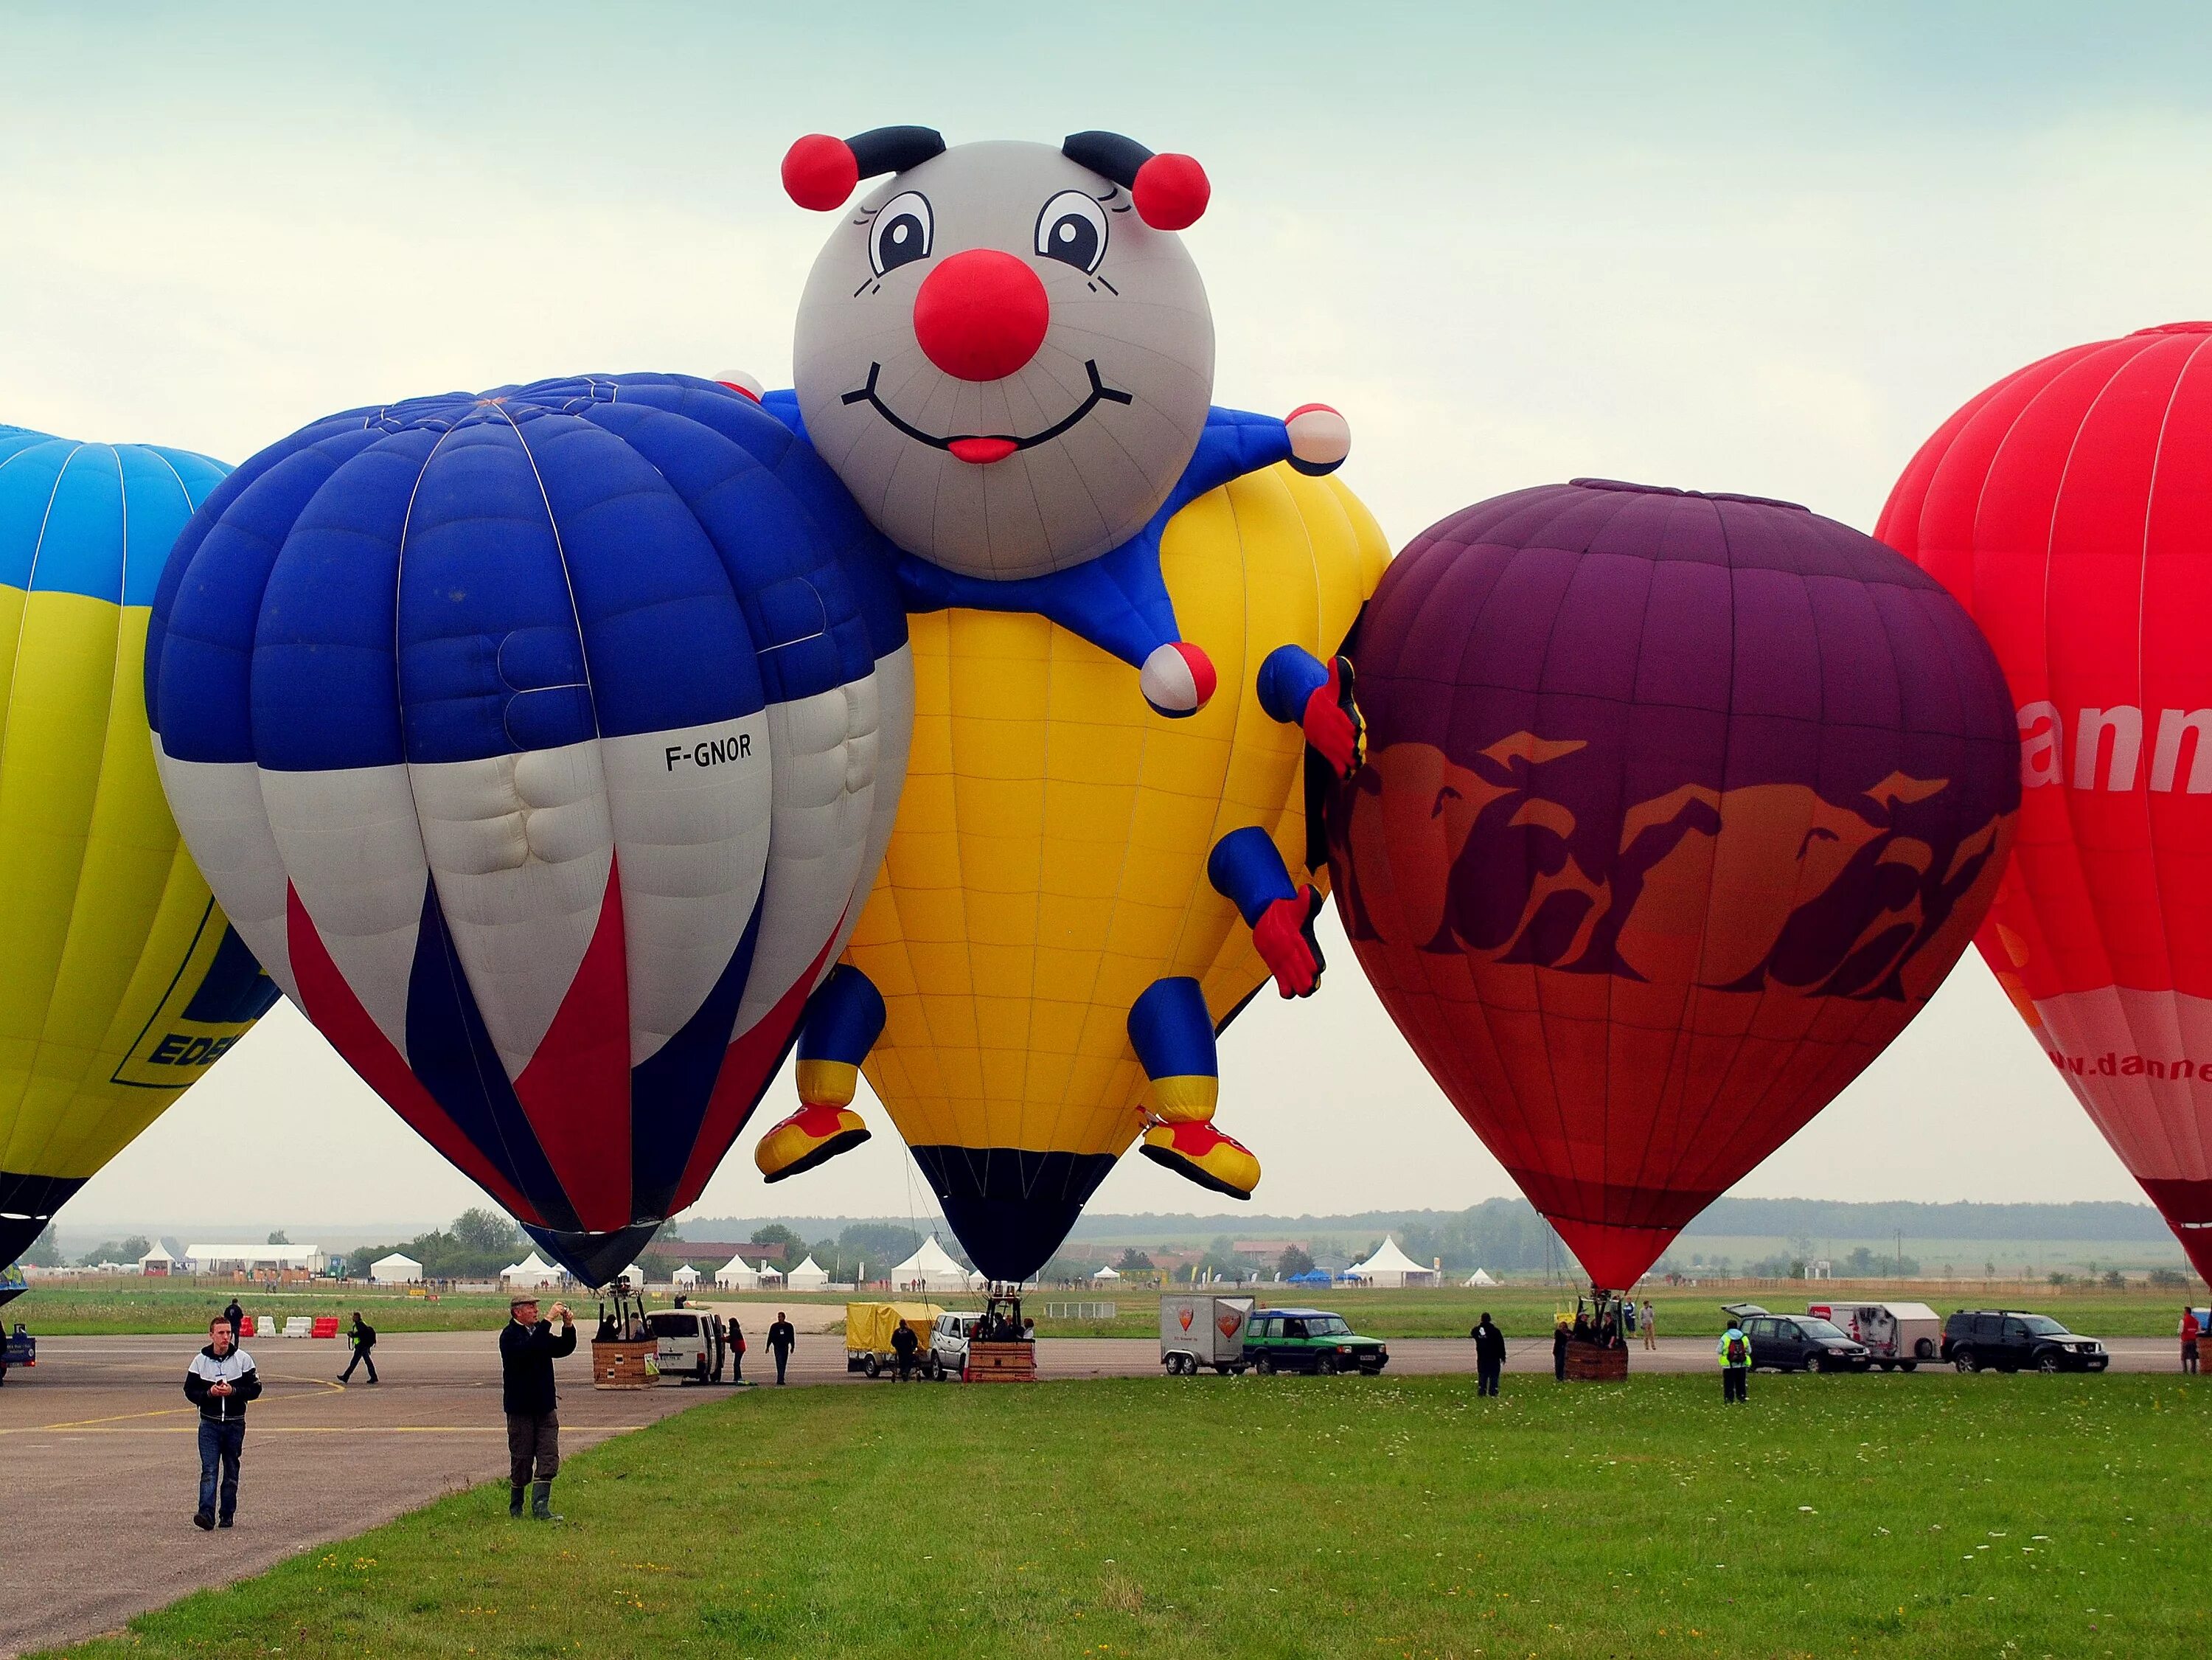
0;1326;2180;1656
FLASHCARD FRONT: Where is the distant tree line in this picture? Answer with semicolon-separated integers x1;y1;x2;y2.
341;1208;543;1280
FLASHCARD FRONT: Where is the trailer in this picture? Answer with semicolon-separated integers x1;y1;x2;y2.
845;1301;943;1378
1806;1301;1942;1369
1160;1293;1253;1375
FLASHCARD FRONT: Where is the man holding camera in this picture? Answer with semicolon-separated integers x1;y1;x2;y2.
500;1296;577;1520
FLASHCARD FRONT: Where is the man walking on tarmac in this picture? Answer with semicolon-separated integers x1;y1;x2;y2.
501;1296;576;1520
767;1310;796;1385
1472;1312;1506;1397
338;1310;378;1383
184;1315;262;1529
1718;1317;1752;1403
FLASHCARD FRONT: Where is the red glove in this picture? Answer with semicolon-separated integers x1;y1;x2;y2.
1253;886;1326;998
1301;655;1366;780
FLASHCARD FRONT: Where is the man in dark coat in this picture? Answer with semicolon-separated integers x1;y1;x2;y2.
1472;1313;1506;1397
891;1317;919;1381
767;1311;796;1385
184;1316;263;1529
339;1311;378;1383
221;1297;244;1339
500;1296;576;1519
1551;1317;1570;1382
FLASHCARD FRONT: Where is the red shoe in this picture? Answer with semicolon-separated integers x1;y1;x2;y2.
754;1102;871;1183
1140;1119;1261;1199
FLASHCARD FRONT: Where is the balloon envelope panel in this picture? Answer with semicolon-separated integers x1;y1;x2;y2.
1878;323;2212;1279
0;426;278;1263
1329;479;2018;1288
846;464;1387;1279
145;378;911;1282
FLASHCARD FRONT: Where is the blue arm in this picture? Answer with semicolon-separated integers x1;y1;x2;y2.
1207;826;1298;926
1256;645;1329;726
1160;408;1293;522
897;548;1178;671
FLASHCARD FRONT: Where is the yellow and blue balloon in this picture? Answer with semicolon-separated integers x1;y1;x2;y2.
0;426;276;1263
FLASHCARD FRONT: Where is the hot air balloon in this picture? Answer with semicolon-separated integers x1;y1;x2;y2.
1327;479;2020;1291
145;376;911;1283
1;425;277;1265
1879;322;2212;1281
743;127;1384;1280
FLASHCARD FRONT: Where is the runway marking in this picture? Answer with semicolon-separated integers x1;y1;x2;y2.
1;1372;354;1435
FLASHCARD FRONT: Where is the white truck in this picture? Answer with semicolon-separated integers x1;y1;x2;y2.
927;1310;983;1380
1806;1301;1942;1371
1160;1293;1254;1375
646;1309;727;1383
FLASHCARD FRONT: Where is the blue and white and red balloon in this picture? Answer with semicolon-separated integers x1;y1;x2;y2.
146;375;911;1281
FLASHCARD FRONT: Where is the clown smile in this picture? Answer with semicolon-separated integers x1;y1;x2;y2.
841;360;1134;465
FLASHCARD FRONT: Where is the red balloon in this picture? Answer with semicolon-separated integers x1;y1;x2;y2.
1879;322;2212;1281
1331;481;2019;1288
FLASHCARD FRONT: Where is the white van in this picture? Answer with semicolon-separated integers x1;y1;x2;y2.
646;1309;726;1383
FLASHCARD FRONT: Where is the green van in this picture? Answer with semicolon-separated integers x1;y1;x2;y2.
1242;1307;1388;1375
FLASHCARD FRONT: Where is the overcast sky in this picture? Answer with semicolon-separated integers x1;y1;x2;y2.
8;3;2205;1232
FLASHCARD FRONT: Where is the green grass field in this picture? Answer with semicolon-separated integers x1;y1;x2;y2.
44;1371;2211;1659
15;1277;2200;1341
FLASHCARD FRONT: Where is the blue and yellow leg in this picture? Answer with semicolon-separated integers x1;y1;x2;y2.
755;965;881;1183
1258;643;1365;780
1129;976;1260;1200
1208;826;1326;999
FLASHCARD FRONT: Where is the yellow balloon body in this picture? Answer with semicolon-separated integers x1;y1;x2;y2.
844;463;1387;1265
0;430;275;1261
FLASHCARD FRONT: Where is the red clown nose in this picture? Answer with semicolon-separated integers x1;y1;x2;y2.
912;249;1051;382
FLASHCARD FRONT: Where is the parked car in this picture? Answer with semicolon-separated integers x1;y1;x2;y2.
1242;1307;1388;1375
1160;1294;1253;1375
1941;1310;2109;1373
1721;1303;1871;1372
928;1310;983;1380
645;1309;726;1383
1807;1301;1942;1370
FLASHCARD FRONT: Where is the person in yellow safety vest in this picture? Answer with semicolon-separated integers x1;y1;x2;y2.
1718;1322;1751;1404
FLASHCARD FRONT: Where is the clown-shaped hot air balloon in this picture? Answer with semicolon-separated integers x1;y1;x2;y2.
1879;323;2212;1282
1327;480;2019;1291
146;376;910;1282
1;426;277;1265
739;128;1384;1279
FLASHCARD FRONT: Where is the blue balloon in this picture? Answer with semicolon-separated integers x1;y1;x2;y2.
147;375;911;1281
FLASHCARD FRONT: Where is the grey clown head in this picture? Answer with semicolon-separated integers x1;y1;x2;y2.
791;134;1215;581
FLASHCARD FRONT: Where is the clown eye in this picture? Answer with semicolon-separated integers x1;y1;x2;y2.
1034;190;1109;274
869;191;933;276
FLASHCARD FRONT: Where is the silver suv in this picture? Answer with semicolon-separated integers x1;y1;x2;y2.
928;1311;983;1380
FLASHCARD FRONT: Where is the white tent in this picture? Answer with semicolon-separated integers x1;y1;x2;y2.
756;1261;785;1286
1466;1268;1498;1288
713;1254;760;1291
1345;1237;1437;1288
136;1243;182;1276
1091;1264;1121;1281
785;1254;829;1291
370;1252;424;1285
611;1264;644;1292
501;1252;563;1290
890;1236;970;1293
672;1264;700;1288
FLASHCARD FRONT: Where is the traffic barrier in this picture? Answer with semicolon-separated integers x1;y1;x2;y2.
281;1316;313;1338
310;1316;339;1338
